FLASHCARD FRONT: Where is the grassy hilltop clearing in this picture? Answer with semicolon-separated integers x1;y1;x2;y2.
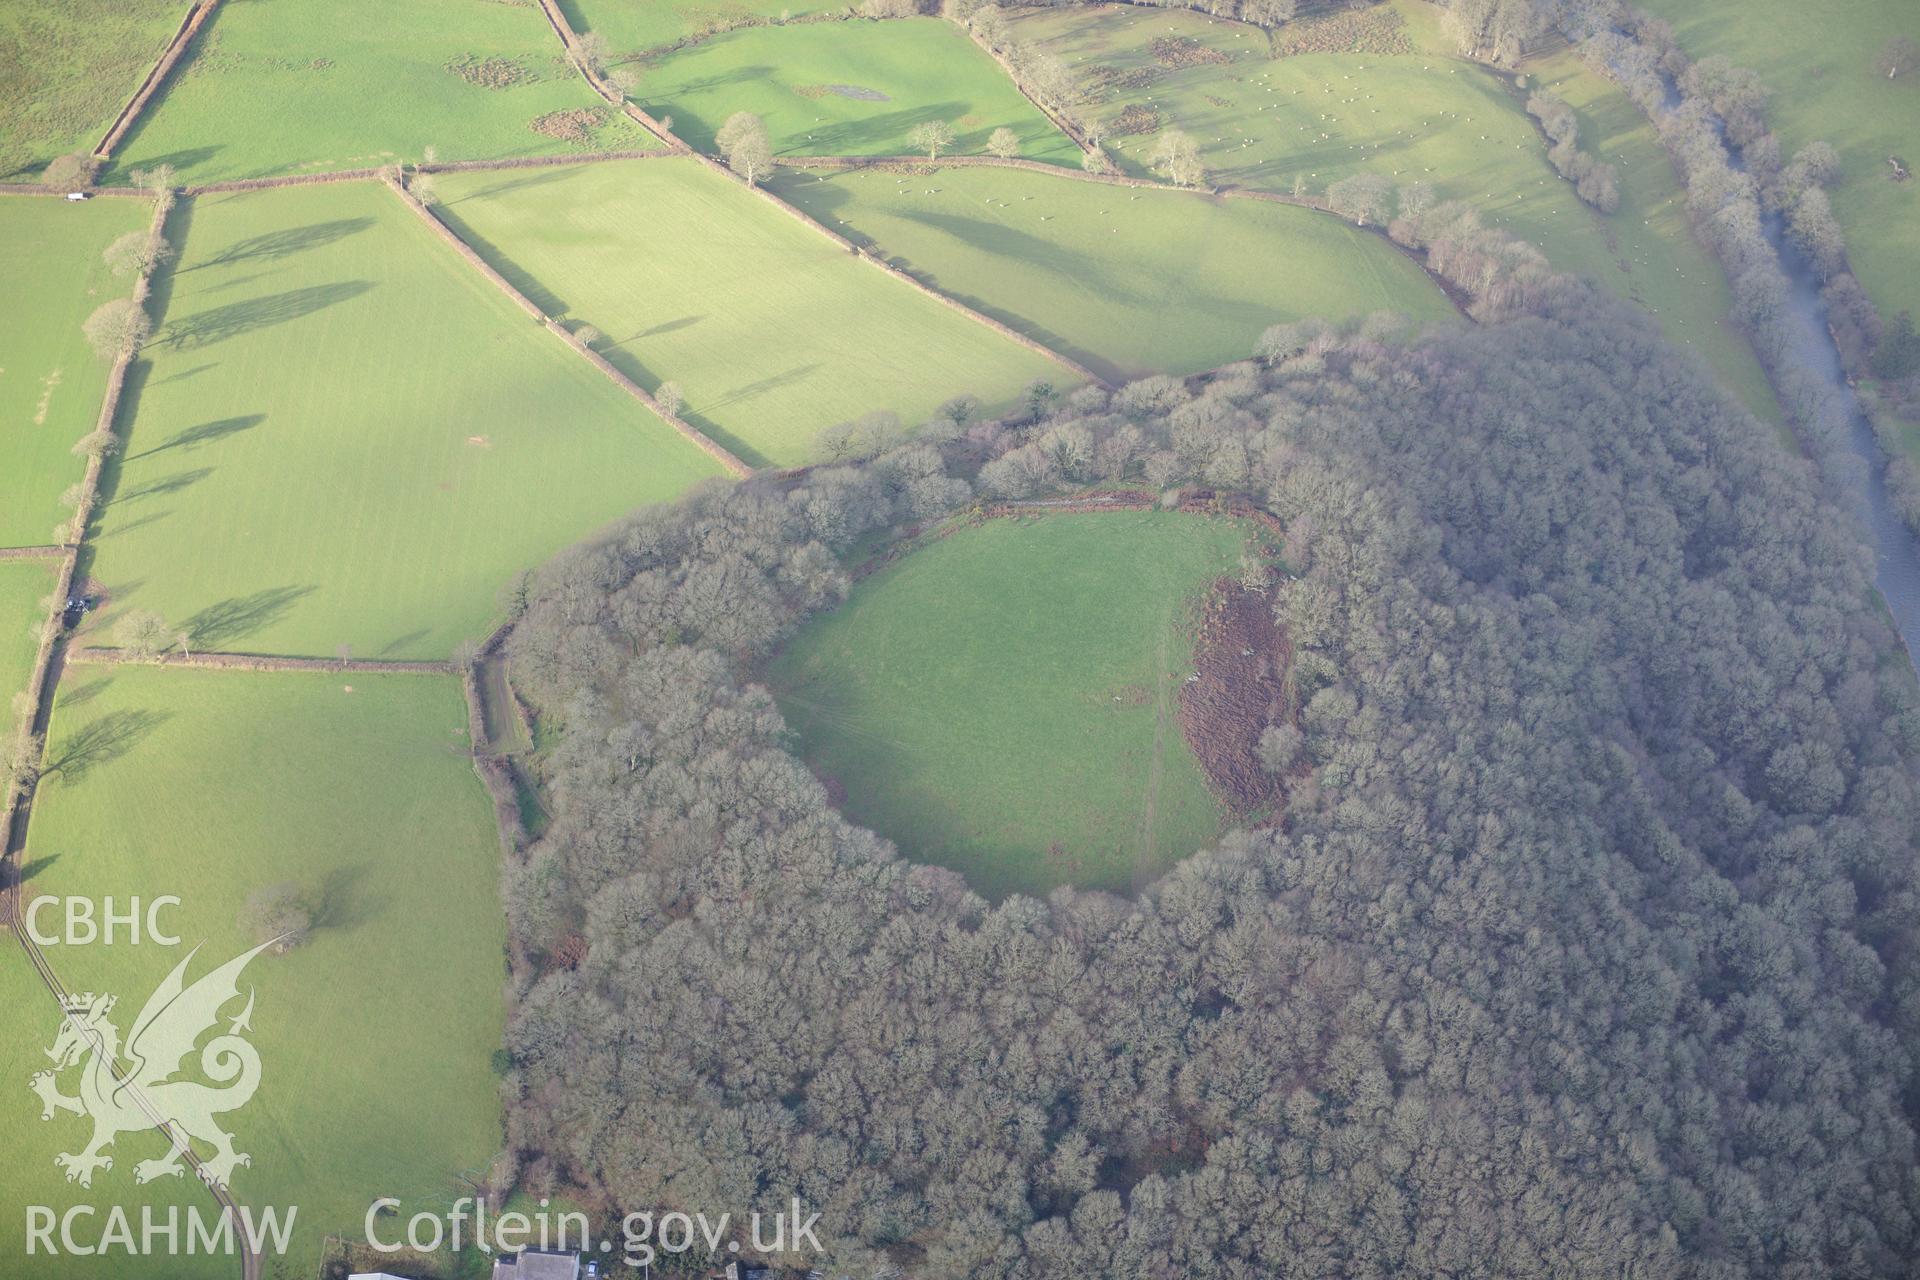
1637;0;1920;328
432;157;1068;467
773;512;1249;900
88;180;723;661
0;667;504;1279
0;0;185;179
0;196;152;550
631;18;1083;164
1007;0;1781;423
109;0;652;186
771;163;1457;382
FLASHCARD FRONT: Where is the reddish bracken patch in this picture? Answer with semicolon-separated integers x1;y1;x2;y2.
1178;576;1291;813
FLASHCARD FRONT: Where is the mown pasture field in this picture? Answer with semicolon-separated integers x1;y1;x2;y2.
562;0;841;58
771;164;1457;382
0;667;504;1278
432;158;1068;467
771;512;1246;900
0;0;183;179
632;17;1082;164
0;558;56;713
0;196;151;550
1010;1;1782;424
109;0;651;186
89;181;725;660
1638;0;1919;328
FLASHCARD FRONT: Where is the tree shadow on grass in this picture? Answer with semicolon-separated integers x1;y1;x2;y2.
125;414;266;462
44;709;171;785
184;218;375;272
57;676;115;709
184;585;318;651
107;467;215;507
441;166;577;205
700;362;822;412
311;863;380;933
11;854;59;890
618;314;704;344
161;281;375;350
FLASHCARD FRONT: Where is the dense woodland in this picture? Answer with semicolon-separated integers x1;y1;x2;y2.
494;263;1920;1276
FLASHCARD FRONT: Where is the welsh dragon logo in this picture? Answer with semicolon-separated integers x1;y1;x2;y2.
30;940;274;1189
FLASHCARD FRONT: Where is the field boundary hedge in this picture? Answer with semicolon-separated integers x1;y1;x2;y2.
63;648;455;674
385;177;754;476
0;191;252;1278
4;195;172;854
530;0;688;151
92;0;224;161
962;21;1103;161
0;546;68;561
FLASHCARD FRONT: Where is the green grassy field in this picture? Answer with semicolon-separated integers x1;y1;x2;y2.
1009;1;1781;424
772;512;1246;900
0;196;153;550
89;180;724;660
432;157;1068;466
0;558;56;715
631;17;1081;163
0;666;503;1278
0;0;184;179
108;0;652;186
771;164;1456;381
562;0;841;57
1638;0;1919;328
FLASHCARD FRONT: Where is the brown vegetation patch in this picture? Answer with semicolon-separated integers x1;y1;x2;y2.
449;53;535;88
1179;576;1290;812
1113;103;1164;136
1150;36;1230;69
1274;6;1413;57
1084;63;1157;99
529;107;607;142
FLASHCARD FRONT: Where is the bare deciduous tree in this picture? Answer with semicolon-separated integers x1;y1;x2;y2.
986;127;1020;159
81;299;151;361
909;120;957;161
1148;129;1205;187
114;609;172;661
717;111;774;184
102;231;173;278
241;882;314;952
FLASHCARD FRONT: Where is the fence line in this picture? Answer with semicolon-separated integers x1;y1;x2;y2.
0;546;70;561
